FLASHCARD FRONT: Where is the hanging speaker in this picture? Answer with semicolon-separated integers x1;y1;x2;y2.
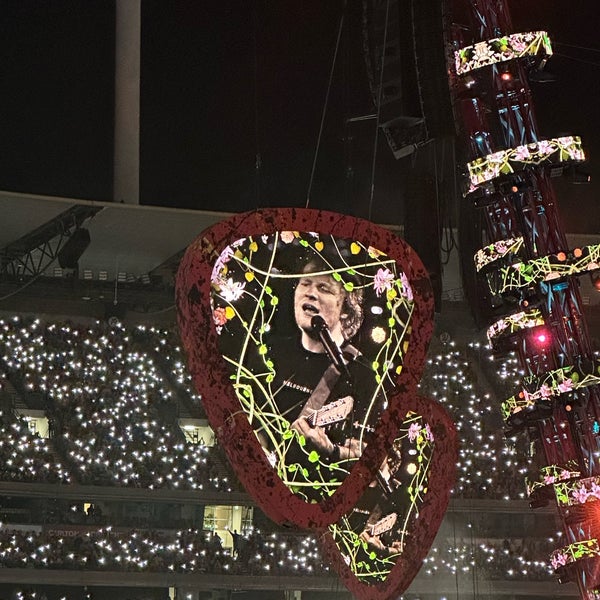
57;228;91;269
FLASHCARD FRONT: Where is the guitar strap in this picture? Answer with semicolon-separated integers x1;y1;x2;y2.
297;343;359;420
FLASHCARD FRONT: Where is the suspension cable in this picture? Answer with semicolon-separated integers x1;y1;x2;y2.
367;0;391;221
305;2;347;209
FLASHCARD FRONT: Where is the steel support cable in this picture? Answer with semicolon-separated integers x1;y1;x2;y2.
555;41;600;54
367;0;391;221
305;2;347;209
554;52;600;68
253;2;261;207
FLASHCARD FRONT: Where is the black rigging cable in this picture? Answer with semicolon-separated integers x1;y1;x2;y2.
367;0;391;221
305;2;347;209
553;52;600;69
253;2;262;207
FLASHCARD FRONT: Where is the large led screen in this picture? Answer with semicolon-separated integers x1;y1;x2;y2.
176;208;439;528
210;231;413;503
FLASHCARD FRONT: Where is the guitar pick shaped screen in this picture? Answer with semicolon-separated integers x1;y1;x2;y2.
210;231;414;502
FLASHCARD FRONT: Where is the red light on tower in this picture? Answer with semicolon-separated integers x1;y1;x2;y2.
531;327;551;349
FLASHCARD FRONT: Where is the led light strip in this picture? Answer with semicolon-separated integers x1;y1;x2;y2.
550;539;600;571
487;308;544;344
455;31;553;76
474;236;524;272
502;361;600;422
489;243;600;294
555;475;600;507
526;463;580;497
467;136;585;191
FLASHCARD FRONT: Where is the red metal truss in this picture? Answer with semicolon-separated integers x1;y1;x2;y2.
448;0;600;597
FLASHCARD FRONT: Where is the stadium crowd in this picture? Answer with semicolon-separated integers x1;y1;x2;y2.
0;314;557;589
0;315;532;500
0;525;554;581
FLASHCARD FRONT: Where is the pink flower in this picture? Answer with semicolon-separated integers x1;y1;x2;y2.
558;379;573;394
537;140;554;155
512;40;527;53
590;481;600;500
543;475;556;485
572;485;590;504
212;307;227;326
514;145;531;161
494;240;508;254
538;384;552;399
400;273;413;301
373;268;395;297
280;231;295;244
211;246;234;283
408;422;422;442
424;423;434;442
551;552;568;569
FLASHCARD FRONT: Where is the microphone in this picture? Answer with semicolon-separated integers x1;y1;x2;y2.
311;315;351;380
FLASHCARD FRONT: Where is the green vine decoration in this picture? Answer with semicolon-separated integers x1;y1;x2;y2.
487;308;544;345
502;361;600;422
551;539;600;571
525;463;580;497
490;244;600;294
474;236;524;272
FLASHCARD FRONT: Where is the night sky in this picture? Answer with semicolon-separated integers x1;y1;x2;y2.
0;1;598;232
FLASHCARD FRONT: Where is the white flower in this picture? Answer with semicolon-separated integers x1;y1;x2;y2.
218;278;246;302
211;246;234;284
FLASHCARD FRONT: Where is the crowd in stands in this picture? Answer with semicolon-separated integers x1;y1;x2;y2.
0;526;324;576
0;316;534;501
423;537;554;581
0;317;234;492
0;315;561;590
0;525;554;581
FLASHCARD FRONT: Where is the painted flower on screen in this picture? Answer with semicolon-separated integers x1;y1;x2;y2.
373;268;395;297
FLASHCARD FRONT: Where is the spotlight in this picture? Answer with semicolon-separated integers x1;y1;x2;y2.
531;327;552;349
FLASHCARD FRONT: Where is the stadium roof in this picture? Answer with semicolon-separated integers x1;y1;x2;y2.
0;190;231;278
0;190;234;320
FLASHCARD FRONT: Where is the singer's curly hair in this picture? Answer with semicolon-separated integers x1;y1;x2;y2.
301;259;364;341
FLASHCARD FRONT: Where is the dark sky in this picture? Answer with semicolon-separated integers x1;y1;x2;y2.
0;1;599;232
